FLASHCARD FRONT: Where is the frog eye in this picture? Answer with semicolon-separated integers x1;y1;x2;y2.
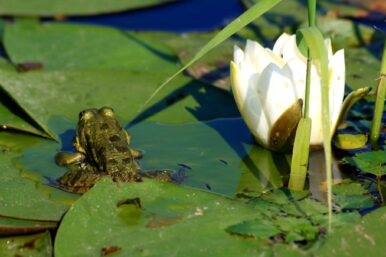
99;107;115;117
79;109;95;120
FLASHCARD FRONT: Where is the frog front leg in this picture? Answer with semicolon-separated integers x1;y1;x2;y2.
124;131;143;159
55;152;85;166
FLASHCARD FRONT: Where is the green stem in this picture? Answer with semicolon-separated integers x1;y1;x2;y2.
308;0;316;26
370;38;386;149
304;53;311;118
304;0;316;118
377;177;385;204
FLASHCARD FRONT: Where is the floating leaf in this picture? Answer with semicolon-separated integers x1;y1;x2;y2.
316;207;386;256
0;68;239;140
281;198;327;217
0;231;52;257
312;211;361;229
343;150;386;177
345;47;381;91
0;0;179;16
55;179;272;257
333;133;368;150
332;181;374;210
274;216;319;242
0;217;56;236
226;219;281;239
4;22;179;72
261;189;309;205
0;150;69;221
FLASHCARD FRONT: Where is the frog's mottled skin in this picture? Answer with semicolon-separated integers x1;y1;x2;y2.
55;107;142;193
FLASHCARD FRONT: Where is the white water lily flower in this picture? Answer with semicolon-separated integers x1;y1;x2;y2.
231;33;345;152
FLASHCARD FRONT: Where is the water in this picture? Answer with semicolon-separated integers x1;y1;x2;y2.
61;0;245;32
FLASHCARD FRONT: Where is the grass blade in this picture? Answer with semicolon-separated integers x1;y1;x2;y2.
289;118;312;190
140;0;283;110
370;38;386;149
297;26;333;230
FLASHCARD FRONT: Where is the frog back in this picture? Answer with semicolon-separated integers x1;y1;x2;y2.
84;118;137;175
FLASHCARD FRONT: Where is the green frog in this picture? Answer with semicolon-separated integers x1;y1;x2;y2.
55;107;144;193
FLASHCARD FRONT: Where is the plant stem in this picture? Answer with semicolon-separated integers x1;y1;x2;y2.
304;0;316;118
308;0;316;26
370;39;386;149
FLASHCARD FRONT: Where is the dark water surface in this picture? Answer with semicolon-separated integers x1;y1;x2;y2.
64;0;245;32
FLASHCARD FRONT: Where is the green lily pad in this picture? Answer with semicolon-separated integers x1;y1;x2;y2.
0;131;42;150
0;150;69;221
0;231;52;257
281;198;328;217
316;17;383;49
312;211;361;228
345;47;381;91
0;216;57;236
139;31;236;91
332;181;374;210
272;243;308;257
226;218;281;239
0;58;48;137
333;133;368;150
55;179;271;257
274;216;319;242
4;22;179;72
0;68;239;140
316;207;386;257
343;150;386;177
0;0;178;16
261;189;309;205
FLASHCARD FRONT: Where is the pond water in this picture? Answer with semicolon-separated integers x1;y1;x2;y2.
59;0;245;32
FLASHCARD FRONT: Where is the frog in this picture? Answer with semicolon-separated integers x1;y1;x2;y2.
55;107;144;193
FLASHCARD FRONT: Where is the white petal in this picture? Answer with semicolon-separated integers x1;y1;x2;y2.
284;58;307;99
244;40;284;73
276;35;307;63
324;38;333;59
256;63;298;128
328;49;345;130
230;61;270;147
272;33;291;56
233;45;244;66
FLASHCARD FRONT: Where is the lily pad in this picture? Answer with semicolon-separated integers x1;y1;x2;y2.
281;198;328;217
0;58;48;137
0;0;179;16
0;231;52;257
4;22;179;72
332;181;375;210
316;207;386;257
343;150;386;177
345;47;381;91
0;68;239;140
0;150;69;221
274;216;319;242
139;31;236;91
226;218;281;239
55;179;271;257
333;133;368;150
0;217;56;236
260;189;309;205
